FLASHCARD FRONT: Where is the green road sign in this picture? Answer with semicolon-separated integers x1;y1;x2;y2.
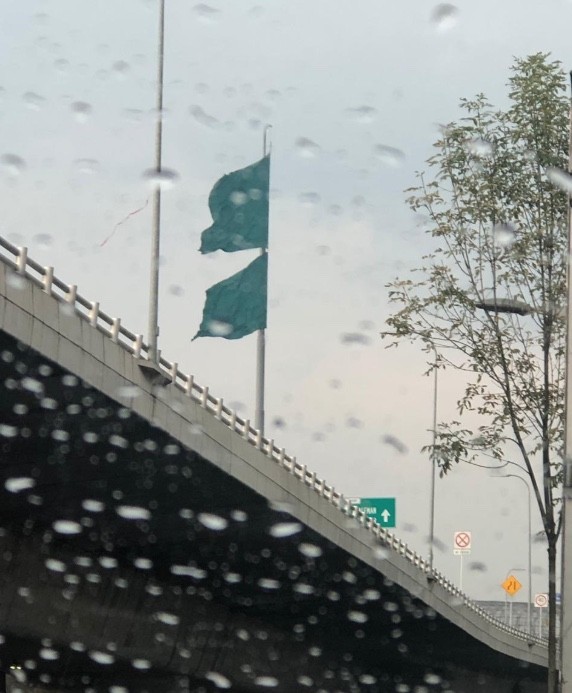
349;497;396;528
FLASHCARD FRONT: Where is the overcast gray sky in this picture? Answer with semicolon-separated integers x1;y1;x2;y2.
2;0;572;607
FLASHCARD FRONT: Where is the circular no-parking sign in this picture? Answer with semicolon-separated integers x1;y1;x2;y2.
534;593;548;608
454;531;472;550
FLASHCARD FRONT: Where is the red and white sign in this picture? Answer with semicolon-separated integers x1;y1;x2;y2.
454;531;472;551
534;593;548;608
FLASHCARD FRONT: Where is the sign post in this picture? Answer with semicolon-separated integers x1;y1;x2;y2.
453;531;471;590
348;498;396;528
534;593;548;638
502;575;523;627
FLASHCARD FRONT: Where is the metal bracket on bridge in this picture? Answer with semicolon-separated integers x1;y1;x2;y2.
137;359;172;387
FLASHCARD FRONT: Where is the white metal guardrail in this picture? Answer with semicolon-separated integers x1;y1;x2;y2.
0;236;549;650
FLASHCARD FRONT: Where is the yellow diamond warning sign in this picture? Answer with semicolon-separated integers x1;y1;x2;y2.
502;575;522;596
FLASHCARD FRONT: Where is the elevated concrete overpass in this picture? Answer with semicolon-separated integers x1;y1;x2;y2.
0;238;550;692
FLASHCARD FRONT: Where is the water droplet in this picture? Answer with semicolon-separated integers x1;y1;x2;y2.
346;105;377;124
89;651;115;665
116;505;150;520
547;166;572;193
31;233;53;250
23;92;45;110
224;571;242;584
45;558;66;572
298;192;320;207
99;556;118;569
134;557;153;570
231;509;248;522
0;425;18;439
39;648;59;661
112;60;130;78
468;561;487;572
142;168;180;190
192;3;220;22
168;284;184;297
74;158;99;175
171;565;208;579
254;676;278;687
206;672;231;689
230;190;249;205
131;658;151;670
206;320;233;336
465;137;494;158
82;499;105;513
198;513;228;531
54;58;69;73
0;154;25;176
295;137;320;158
5;476;36;493
53;520;82;535
492;222;516;248
299;543;322;558
374;145;405;167
340;332;371;346
71;101;92;122
190;105;219;128
155;611;180;625
359;674;377;685
373;546;389;560
348;610;368;623
431;3;459;31
381;434;408;454
258;578;280;589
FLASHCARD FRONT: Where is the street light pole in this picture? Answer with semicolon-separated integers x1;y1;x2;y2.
428;345;438;573
504;474;532;634
560;69;572;692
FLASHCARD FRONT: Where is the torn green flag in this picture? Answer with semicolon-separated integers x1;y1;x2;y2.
193;253;268;340
199;155;270;254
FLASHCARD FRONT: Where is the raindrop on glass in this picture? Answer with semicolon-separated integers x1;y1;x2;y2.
254;676;278;688
431;3;459;31
295;137;320;159
71;101;93;122
206;320;233;337
346;105;377;123
39;648;59;661
190;105;219;128
155;611;180;626
131;659;151;670
116;505;151;521
374;145;405;167
268;522;302;539
299;543;322;558
82;499;105;513
381;434;408;454
23;92;45;110
298;192;320;206
89;651;115;665
45;558;66;572
192;3;220;22
198;513;228;531
205;672;231;689
492;222;516;248
465;137;494;158
74;158;99;175
142;168;180;190
112;60;130;77
0;154;25;176
5;477;35;493
547;166;572;194
53;520;82;535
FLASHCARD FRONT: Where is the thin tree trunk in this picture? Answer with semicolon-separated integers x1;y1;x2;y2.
548;539;558;693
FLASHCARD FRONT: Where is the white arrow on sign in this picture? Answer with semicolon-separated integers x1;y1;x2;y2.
381;509;391;523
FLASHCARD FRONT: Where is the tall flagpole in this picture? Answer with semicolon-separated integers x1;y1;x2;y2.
255;126;271;434
560;70;572;693
147;0;165;365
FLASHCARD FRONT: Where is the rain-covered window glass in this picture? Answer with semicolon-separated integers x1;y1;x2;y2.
0;2;570;692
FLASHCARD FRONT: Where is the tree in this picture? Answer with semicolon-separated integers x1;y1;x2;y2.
382;53;569;692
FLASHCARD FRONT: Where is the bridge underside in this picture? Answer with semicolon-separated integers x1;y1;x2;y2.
0;330;546;692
